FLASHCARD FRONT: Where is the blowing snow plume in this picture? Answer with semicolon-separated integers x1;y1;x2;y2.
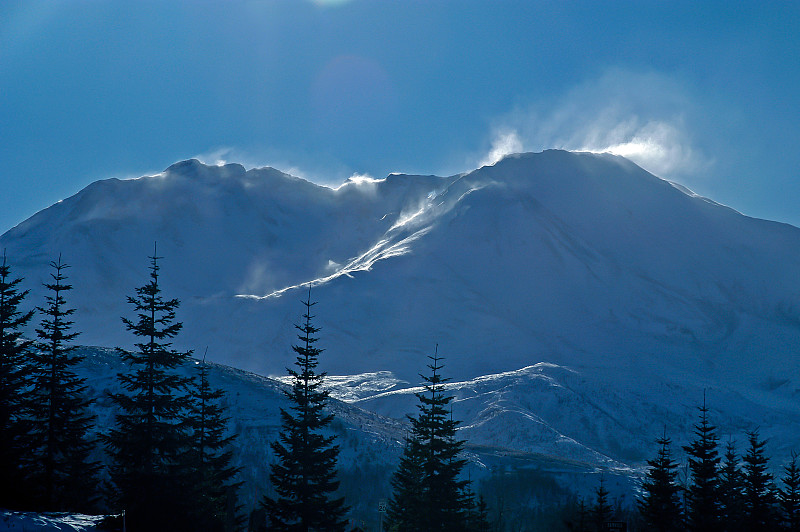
482;69;711;179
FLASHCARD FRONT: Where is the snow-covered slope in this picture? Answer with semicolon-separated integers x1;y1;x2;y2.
71;346;407;522
344;362;800;468
4;150;800;469
66;347;626;526
0;510;106;531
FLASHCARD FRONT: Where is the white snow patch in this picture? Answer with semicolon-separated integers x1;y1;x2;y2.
276;370;407;402
0;510;109;531
237;226;432;299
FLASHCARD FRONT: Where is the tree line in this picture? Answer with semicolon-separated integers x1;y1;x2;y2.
3;247;799;531
0;249;241;530
634;396;800;531
0;249;490;531
562;397;800;532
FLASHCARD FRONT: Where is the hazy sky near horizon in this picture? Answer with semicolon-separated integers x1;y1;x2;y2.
1;1;799;231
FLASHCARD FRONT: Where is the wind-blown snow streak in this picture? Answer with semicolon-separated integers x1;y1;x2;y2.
237;173;473;300
236;226;432;300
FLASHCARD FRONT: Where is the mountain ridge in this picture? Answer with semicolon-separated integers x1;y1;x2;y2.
4;150;799;380
3;150;800;469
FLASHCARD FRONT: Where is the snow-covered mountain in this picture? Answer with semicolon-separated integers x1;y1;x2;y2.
4;149;800;471
57;347;627;528
71;347;404;520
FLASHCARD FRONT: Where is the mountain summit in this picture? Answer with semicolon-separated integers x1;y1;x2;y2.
4;150;799;384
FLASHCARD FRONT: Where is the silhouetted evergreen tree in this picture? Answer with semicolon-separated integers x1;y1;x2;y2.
741;429;778;531
27;256;98;511
569;498;591;532
386;347;472;531
0;253;35;509
462;487;492;532
474;495;492;532
386;436;426;530
104;248;193;531
591;477;613;532
718;439;745;532
780;451;800;531
683;397;721;531
182;355;242;531
638;431;683;531
264;291;348;531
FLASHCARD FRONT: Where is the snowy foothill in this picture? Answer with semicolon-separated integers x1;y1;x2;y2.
0;510;107;532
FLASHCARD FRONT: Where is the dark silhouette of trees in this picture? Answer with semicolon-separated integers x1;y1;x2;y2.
591;476;614;532
780;451;800;531
741;429;778;531
0;253;35;509
683;397;721;531
182;354;242;531
386;347;477;531
638;430;683;531
104;249;193;530
13;249;800;531
570;498;591;532
27;256;98;511
386;435;426;530
718;439;745;532
264;290;348;531
463;488;492;532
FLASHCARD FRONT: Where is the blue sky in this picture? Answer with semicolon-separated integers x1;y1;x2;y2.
1;1;799;231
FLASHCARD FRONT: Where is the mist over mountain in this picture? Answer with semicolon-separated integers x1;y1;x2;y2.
4;149;800;467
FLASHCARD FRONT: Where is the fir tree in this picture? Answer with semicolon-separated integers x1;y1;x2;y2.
683;396;721;531
718;439;745;532
462;486;492;532
472;494;492;532
569;497;591;532
0;253;35;509
591;476;613;532
182;354;242;531
741;429;778;531
104;248;193;530
27;256;98;511
386;347;472;531
264;290;348;531
780;451;800;532
386;436;426;530
638;430;682;531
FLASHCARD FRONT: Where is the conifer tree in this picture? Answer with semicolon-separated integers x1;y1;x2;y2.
741;429;778;531
386;347;473;531
591;476;614;532
104;248;192;530
638;430;682;531
264;291;348;531
0;253;35;509
571;497;591;532
386;436;426;530
472;494;492;532
27;256;98;511
462;486;492;532
683;396;721;531
182;354;242;531
718;439;745;532
780;451;800;532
